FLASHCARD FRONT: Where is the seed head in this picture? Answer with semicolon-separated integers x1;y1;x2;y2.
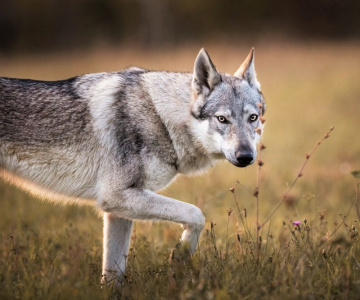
237;233;241;243
283;193;296;207
322;248;327;258
303;218;307;225
319;211;325;220
227;208;233;216
260;144;266;151
305;154;310;159
258;160;264;167
229;187;235;193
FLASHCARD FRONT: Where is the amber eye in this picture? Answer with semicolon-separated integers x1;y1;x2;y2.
249;114;258;123
217;116;227;123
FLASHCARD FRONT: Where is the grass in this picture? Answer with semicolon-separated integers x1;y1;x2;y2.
1;41;360;299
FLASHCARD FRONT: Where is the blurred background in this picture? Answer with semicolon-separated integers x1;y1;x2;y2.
0;0;360;269
0;0;359;54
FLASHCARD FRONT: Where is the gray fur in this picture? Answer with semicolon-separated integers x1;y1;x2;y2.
0;48;265;285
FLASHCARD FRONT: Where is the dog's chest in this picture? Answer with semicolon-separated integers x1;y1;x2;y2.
143;156;178;192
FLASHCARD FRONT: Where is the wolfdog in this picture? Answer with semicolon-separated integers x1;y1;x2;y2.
0;48;265;284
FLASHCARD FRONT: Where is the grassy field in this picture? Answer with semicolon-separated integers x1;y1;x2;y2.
1;41;360;299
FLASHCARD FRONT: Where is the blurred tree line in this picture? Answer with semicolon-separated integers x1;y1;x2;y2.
0;0;359;53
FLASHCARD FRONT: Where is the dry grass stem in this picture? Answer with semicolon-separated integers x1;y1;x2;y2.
260;126;335;228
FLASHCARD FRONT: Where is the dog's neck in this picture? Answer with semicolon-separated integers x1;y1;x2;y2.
142;71;217;175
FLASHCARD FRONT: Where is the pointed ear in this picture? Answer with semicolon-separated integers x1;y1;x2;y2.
192;48;222;96
234;48;260;90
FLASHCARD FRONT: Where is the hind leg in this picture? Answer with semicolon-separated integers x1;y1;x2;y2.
102;213;133;285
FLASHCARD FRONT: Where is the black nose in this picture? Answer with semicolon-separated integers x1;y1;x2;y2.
236;153;253;167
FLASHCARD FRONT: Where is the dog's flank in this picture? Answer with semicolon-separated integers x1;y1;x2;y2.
0;48;265;285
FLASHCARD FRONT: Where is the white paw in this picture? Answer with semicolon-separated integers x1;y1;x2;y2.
181;205;205;252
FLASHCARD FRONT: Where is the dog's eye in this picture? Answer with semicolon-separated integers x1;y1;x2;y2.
249;114;258;123
216;116;227;123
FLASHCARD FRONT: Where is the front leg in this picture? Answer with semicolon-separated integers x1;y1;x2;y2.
102;213;133;285
98;188;205;258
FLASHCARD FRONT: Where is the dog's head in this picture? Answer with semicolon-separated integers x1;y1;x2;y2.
190;48;265;167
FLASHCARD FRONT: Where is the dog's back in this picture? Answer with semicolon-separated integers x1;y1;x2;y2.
0;77;91;147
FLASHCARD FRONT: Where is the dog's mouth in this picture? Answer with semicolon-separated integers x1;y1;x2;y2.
231;159;255;168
